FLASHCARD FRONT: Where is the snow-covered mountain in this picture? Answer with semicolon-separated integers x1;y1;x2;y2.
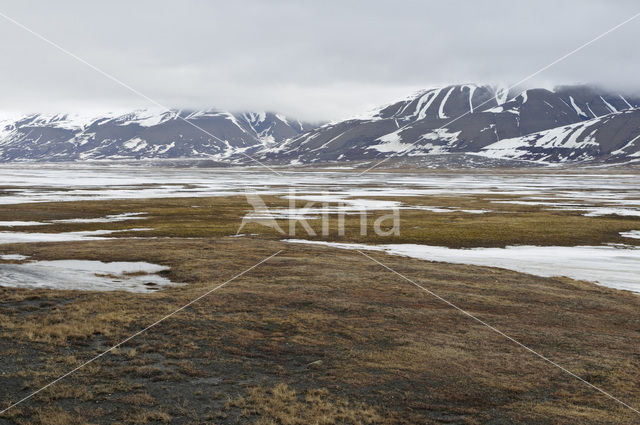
0;109;316;161
1;84;639;165
479;109;640;164
255;84;640;164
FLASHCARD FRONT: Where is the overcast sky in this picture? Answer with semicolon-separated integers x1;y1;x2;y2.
0;0;638;120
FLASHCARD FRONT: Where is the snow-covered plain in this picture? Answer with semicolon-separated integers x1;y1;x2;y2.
1;165;640;217
285;240;640;293
1;165;639;293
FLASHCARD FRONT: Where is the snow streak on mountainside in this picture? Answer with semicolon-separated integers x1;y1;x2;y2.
0;109;315;162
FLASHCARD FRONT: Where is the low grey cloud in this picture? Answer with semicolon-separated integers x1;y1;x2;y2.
0;0;638;120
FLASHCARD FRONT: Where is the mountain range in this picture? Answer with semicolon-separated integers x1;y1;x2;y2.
1;84;639;166
0;110;315;162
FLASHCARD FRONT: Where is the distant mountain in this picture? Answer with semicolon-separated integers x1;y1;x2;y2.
1;84;639;165
255;84;640;164
0;109;316;161
479;109;640;164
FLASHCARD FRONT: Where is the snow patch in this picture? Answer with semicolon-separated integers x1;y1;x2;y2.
0;260;179;292
275;113;289;125
0;228;151;244
0;254;29;260
123;138;148;152
415;89;442;120
569;96;587;118
0;221;47;227
464;84;477;113
438;87;455;119
586;103;598;118
369;131;415;153
600;96;617;113
621;230;640;239
619;95;633;109
421;128;461;143
116;110;175;127
52;212;147;224
494;85;509;105
285;240;640;293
